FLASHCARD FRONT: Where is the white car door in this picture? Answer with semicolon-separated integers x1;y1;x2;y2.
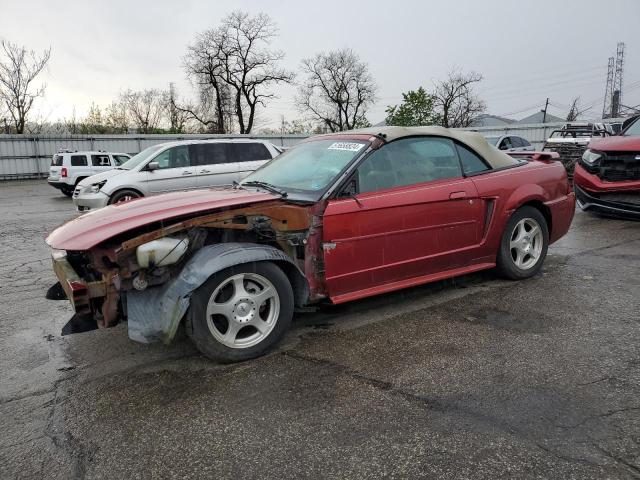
69;154;93;183
144;145;198;194
194;142;240;188
232;142;274;182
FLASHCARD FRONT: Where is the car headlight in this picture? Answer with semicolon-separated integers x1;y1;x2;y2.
582;149;602;165
89;180;107;193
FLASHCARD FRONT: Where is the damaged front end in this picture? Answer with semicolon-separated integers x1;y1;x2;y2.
47;201;323;343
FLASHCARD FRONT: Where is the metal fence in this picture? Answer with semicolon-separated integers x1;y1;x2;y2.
0;119;627;180
0;134;308;180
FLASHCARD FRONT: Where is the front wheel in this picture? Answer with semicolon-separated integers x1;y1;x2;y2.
496;206;549;280
109;189;141;205
187;262;294;363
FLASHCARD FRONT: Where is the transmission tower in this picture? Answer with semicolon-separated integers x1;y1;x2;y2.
602;57;615;119
612;42;625;117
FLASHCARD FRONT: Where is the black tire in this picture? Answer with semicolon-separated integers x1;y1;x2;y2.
109;189;142;205
61;188;74;197
496;206;549;280
186;262;294;363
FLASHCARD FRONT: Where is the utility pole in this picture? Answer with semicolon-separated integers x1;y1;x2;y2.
602;57;615;119
542;98;549;123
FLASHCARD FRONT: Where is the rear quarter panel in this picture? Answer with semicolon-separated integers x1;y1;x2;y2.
471;161;574;258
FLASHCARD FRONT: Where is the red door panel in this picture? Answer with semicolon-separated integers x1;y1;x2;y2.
322;178;483;299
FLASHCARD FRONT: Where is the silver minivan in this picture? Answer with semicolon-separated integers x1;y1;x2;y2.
73;139;281;211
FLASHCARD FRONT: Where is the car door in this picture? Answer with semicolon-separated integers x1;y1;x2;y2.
322;136;484;300
144;145;198;194
90;153;113;175
232;142;274;182
69;154;93;183
193;143;238;188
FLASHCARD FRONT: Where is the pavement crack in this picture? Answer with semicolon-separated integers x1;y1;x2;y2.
43;378;96;480
556;406;640;430
592;444;640;478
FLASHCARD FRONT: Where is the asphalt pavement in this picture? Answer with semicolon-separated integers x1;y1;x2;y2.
0;180;639;479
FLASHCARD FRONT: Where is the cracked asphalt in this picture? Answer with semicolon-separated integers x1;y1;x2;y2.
1;179;639;479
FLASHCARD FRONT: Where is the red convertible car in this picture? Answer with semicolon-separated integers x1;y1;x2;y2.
46;127;575;362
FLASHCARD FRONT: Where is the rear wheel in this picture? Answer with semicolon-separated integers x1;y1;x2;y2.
61;187;73;197
496;206;549;280
187;262;294;363
109;189;142;205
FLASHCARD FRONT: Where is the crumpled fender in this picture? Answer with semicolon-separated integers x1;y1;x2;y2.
126;243;309;344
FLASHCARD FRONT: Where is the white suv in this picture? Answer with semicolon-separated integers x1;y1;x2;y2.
47;151;131;196
73;139;281;211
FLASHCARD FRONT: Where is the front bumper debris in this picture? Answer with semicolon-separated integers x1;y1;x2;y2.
575;185;640;219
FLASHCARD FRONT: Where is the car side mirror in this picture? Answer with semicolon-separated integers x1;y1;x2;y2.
147;161;159;171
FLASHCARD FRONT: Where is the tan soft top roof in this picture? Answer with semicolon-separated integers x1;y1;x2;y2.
330;125;519;169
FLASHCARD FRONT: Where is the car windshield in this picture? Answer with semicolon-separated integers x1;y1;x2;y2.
623;118;640;136
240;139;368;199
484;136;500;146
118;144;165;170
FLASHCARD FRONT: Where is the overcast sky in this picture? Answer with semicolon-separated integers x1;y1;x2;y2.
1;0;639;129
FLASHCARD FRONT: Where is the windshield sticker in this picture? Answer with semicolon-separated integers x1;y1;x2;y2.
327;142;364;152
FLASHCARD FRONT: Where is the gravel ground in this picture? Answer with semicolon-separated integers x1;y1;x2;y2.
0;180;639;479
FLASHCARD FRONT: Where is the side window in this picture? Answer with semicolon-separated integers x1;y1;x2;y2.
520;138;531;147
456;143;490;175
191;143;231;166
510;136;524;148
233;143;272;162
358;137;462;194
112;155;130;166
499;137;512;150
70;155;88;166
152;146;191;169
91;154;111;166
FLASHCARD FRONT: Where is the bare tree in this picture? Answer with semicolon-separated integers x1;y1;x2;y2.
0;40;51;134
104;100;129;133
166;83;191;133
297;49;376;132
120;89;167;133
565;97;590;122
434;70;486;128
183;11;294;134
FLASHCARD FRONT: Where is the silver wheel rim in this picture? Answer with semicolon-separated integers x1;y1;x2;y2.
205;272;280;349
510;218;543;270
116;194;136;203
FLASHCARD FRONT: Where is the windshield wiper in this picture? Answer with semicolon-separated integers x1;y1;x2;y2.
242;181;288;198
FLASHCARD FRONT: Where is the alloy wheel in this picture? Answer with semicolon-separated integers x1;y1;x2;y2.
205;272;280;349
509;217;543;270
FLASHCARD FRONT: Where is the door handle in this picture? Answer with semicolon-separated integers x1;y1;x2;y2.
200;169;211;174
449;191;467;200
182;170;193;175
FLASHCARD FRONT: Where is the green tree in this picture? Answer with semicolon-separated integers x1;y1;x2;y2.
385;87;441;127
